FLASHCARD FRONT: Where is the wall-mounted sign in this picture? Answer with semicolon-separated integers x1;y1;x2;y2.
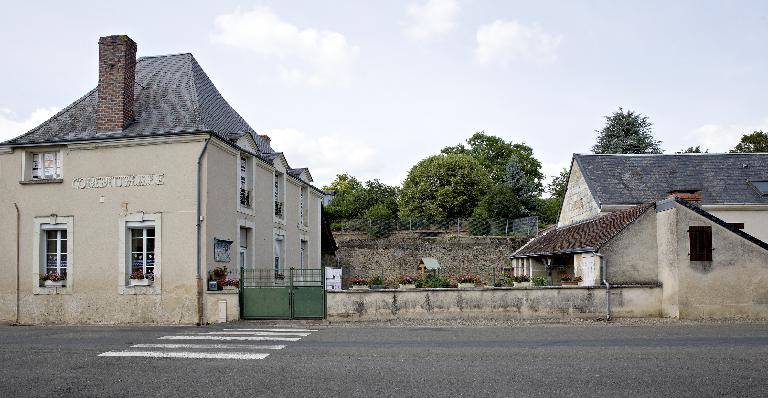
214;238;233;262
72;174;165;189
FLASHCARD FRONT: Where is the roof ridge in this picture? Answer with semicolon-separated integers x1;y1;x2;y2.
594;203;654;250
137;53;193;61
186;54;204;130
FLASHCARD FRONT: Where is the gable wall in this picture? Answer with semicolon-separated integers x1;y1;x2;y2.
558;161;601;227
600;210;659;284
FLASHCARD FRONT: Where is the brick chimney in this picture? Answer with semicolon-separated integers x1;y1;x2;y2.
96;35;137;131
259;134;271;146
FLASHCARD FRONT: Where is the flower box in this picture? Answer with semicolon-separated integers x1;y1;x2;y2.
515;282;532;288
129;278;152;287
43;280;65;287
399;284;416;289
351;285;370;290
223;285;238;291
457;283;476;289
560;281;579;286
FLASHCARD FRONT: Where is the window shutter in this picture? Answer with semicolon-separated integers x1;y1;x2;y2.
688;226;712;261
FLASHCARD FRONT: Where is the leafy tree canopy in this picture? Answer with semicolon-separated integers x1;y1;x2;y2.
731;131;768;153
441;131;543;192
399;153;492;219
546;168;569;201
680;145;707;153
323;173;399;221
592;108;662;154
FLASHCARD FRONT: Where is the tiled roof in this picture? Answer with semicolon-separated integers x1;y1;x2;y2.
2;53;273;153
575;154;768;205
513;203;654;257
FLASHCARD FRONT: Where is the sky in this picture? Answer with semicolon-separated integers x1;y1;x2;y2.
1;0;767;189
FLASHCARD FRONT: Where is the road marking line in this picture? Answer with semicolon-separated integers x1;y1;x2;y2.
159;335;301;341
223;328;319;332
196;331;310;337
132;344;286;350
99;351;269;360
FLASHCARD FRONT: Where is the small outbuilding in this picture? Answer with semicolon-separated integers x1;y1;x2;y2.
418;257;441;274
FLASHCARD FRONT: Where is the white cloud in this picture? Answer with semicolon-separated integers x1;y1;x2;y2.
210;7;359;87
474;20;561;66
0;107;59;143
404;0;460;40
266;128;383;187
687;120;768;152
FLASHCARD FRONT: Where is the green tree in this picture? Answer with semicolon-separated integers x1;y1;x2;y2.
546;168;569;202
731;131;768;153
536;168;569;226
592;108;662;154
323;173;399;222
503;156;537;214
441;131;543;192
399;153;492;219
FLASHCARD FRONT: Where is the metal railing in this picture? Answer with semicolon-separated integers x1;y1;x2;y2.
241;267;323;288
239;189;251;207
331;216;539;239
274;201;284;217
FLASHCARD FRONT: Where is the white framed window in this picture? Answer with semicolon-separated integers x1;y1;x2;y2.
274;172;285;219
128;222;156;278
32;216;74;294
43;227;68;278
118;213;162;294
300;186;308;226
300;240;307;269
273;234;284;280
31;151;62;180
239;156;252;208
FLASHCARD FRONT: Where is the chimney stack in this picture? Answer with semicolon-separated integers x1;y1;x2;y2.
259;134;271;146
96;35;137;131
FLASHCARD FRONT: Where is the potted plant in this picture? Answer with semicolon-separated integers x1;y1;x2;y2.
560;273;580;286
514;274;532;288
457;274;481;288
223;279;239;291
41;272;66;287
350;277;369;290
369;275;385;289
129;270;153;286
399;275;417;289
531;276;547;287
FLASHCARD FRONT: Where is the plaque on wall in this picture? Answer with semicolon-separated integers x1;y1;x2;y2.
214;238;233;262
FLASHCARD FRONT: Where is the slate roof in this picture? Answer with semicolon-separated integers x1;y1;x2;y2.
574;154;768;205
2;53;273;154
513;203;654;257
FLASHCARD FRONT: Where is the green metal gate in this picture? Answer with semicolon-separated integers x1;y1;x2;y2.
240;267;326;320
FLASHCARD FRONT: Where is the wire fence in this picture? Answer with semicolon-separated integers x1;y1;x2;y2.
331;216;539;239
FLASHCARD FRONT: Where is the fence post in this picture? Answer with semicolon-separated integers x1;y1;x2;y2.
505;219;509;235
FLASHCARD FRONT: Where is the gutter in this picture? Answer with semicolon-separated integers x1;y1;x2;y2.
196;138;210;326
13;203;20;325
596;253;611;321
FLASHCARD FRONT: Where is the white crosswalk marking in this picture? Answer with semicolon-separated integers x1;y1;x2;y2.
99;351;269;360
159;335;301;341
99;327;319;360
132;344;286;350
224;328;318;332
196;331;310;336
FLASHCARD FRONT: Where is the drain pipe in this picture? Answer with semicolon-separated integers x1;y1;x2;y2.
196;138;211;326
13;203;20;325
596;253;611;321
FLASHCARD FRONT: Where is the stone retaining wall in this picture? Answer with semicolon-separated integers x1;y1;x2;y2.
327;286;662;321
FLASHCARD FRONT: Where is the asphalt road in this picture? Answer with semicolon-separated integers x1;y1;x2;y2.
1;321;767;397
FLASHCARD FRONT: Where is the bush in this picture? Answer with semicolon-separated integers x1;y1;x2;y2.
369;275;384;286
531;276;547;286
416;274;452;288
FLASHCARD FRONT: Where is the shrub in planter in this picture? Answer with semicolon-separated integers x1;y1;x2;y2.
457;274;482;287
399;275;417;289
416;274;452;288
531;276;547;286
369;275;385;289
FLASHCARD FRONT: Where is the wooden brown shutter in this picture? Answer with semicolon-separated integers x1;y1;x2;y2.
688;226;712;261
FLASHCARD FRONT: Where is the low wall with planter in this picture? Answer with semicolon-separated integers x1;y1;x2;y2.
327;286;662;321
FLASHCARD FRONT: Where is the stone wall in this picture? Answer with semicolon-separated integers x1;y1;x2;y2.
333;235;529;287
327;286;662;321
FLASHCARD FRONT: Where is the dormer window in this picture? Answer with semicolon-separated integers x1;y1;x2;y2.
31;151;62;180
274;172;285;219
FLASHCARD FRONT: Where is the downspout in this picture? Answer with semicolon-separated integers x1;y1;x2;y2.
13;203;20;325
196;138;210;326
596;253;611;321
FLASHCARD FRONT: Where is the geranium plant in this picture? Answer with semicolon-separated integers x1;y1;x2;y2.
399;275;416;284
41;272;66;282
458;274;482;284
560;273;573;282
351;277;369;286
223;279;240;288
130;270;145;280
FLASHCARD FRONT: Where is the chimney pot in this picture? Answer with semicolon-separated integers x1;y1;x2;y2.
96;35;137;131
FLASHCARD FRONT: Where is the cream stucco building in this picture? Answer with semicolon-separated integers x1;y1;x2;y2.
0;36;324;324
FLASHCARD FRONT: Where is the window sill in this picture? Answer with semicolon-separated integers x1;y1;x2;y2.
20;179;63;185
